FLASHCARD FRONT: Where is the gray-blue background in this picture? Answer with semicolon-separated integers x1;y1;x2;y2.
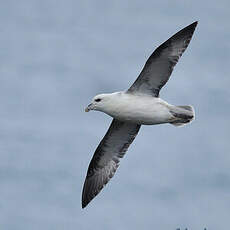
0;0;229;229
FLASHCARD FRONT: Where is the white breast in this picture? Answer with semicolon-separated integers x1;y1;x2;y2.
103;93;173;125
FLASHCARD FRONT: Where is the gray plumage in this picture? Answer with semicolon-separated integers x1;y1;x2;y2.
82;21;197;208
82;120;140;208
128;21;197;97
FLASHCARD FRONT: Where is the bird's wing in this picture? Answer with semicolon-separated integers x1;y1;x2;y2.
82;119;141;208
128;21;198;97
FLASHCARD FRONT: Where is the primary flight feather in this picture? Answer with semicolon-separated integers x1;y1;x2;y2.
82;21;198;208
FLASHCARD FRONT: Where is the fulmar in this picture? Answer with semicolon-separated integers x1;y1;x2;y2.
82;21;198;208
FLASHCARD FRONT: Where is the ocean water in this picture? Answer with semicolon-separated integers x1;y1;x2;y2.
0;1;229;229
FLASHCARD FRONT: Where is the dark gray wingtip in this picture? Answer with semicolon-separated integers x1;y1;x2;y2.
82;201;87;209
189;21;198;31
170;21;198;43
82;193;87;209
81;181;93;209
82;184;99;209
81;194;86;209
82;196;90;209
185;21;198;29
191;21;198;26
182;21;198;37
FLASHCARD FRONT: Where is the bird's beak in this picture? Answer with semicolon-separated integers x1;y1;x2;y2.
85;103;93;112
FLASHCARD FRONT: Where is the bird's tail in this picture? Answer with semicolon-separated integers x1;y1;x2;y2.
169;105;195;127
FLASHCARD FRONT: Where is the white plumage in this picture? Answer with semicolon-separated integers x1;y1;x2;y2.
82;21;198;208
88;92;177;125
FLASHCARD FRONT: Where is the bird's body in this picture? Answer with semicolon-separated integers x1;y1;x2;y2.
82;21;198;208
93;92;191;125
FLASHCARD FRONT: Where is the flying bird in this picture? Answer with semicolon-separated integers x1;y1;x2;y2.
82;21;198;208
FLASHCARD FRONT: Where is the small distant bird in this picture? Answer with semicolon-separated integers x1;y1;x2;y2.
82;21;198;208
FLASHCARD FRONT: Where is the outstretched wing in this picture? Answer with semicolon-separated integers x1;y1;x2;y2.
82;119;141;208
128;21;198;97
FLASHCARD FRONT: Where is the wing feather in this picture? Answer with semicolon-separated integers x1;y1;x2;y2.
128;21;198;97
82;119;141;208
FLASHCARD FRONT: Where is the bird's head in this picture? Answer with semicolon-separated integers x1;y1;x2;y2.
85;93;118;113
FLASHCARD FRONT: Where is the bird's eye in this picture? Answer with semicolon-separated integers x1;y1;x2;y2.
95;98;101;102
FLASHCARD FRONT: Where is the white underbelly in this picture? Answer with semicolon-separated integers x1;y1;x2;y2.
106;97;173;125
